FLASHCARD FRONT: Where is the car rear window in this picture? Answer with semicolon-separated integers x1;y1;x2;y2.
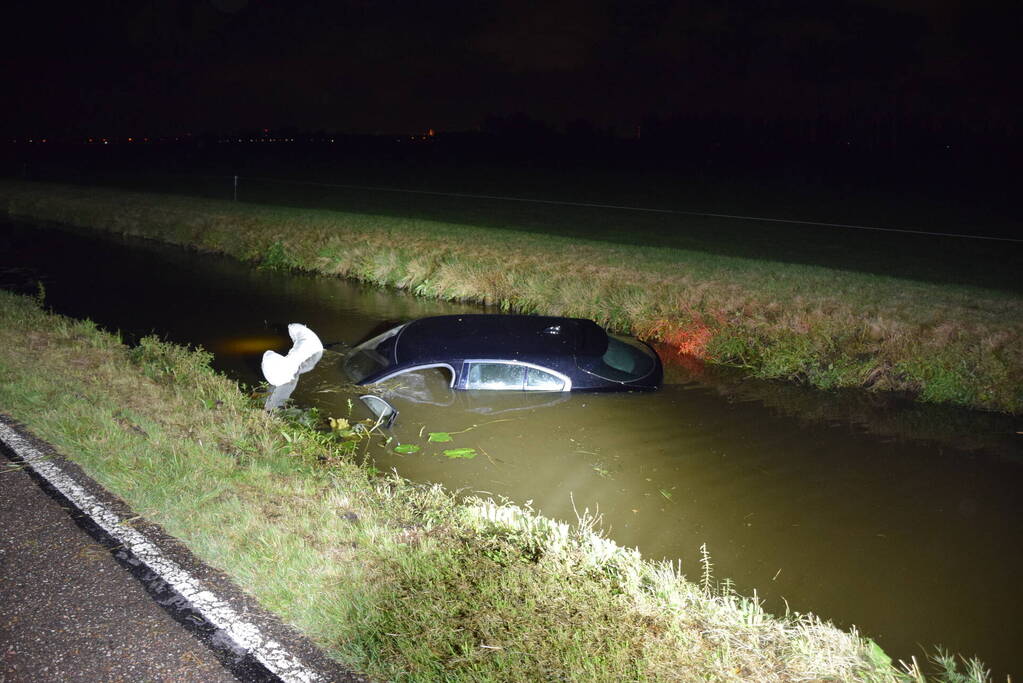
578;335;657;383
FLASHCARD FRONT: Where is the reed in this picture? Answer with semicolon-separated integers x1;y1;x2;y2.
2;180;1020;414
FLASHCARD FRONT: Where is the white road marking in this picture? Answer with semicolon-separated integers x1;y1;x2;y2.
0;421;322;683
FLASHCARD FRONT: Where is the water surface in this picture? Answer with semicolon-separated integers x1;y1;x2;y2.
2;220;1021;677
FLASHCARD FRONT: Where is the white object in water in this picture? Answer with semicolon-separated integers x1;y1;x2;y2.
261;323;324;387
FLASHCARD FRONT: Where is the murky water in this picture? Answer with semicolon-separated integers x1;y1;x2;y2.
3;220;1021;677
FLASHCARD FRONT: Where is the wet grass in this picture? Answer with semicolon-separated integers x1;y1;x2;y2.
0;290;991;681
1;179;1021;414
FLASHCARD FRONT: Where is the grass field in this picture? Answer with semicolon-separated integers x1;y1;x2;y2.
27;160;1023;291
2;179;1021;414
23;150;1023;286
0;289;989;681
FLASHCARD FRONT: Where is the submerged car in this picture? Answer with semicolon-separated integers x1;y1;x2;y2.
343;314;662;392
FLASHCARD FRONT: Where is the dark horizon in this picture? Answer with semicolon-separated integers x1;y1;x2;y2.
4;0;1021;150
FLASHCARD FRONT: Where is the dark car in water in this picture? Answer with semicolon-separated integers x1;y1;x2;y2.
343;314;662;392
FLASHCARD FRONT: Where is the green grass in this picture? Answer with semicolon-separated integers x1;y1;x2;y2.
0;290;991;681
32;163;1022;293
2;179;1021;414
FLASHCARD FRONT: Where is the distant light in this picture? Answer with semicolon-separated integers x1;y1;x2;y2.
127;137;133;142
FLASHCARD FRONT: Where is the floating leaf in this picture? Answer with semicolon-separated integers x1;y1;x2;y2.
865;639;893;668
442;448;477;459
659;488;673;501
394;444;420;454
428;432;453;442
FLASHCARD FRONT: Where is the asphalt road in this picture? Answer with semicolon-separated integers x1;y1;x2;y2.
0;456;241;682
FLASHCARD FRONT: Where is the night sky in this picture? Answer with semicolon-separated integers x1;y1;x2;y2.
3;0;1021;140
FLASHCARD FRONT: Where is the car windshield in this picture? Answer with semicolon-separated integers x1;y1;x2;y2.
578;334;657;383
343;324;404;383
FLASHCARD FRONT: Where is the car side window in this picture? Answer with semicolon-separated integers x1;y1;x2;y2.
525;367;565;391
465;362;525;390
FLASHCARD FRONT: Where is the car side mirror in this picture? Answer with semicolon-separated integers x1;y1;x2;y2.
359;394;398;429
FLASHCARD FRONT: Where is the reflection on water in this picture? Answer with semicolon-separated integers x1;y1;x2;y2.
3;220;1022;677
214;335;289;355
294;362;1023;679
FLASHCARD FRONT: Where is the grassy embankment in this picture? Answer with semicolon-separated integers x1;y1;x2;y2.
2;179;1021;414
0;289;987;681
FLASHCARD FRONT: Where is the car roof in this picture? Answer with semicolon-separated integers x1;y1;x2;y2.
393;314;607;366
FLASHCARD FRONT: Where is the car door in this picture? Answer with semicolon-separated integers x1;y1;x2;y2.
462;361;569;391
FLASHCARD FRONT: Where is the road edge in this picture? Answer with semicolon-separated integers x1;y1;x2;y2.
0;415;366;683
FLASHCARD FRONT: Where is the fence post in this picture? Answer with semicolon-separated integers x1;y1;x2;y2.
233;175;238;201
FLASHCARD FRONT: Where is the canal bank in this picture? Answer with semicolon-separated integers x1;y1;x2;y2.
2;217;1021;677
0;416;356;683
0;287;988;681
1;179;1021;414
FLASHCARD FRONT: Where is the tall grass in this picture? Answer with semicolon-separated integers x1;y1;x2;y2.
2;179;1020;414
0;289;993;681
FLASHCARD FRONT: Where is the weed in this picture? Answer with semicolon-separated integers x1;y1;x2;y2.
260;240;298;271
2;180;1021;414
1;289;995;680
